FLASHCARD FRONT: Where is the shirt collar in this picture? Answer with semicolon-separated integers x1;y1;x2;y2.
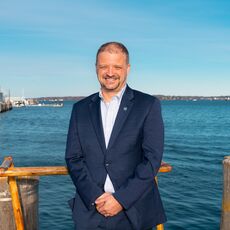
99;84;127;101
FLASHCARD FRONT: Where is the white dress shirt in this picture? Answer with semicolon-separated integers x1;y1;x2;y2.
99;85;126;193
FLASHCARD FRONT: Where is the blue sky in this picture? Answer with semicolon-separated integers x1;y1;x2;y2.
0;0;229;97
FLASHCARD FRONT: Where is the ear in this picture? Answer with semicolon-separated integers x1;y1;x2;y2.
95;63;99;75
127;64;131;75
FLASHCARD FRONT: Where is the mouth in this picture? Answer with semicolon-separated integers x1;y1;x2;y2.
104;76;118;80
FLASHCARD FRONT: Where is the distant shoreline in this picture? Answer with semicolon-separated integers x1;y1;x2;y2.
30;95;230;101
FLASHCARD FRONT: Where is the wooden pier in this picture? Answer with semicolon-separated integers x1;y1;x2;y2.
0;102;12;113
0;156;172;230
221;156;230;230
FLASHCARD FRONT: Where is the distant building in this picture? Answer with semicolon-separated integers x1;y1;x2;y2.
5;96;27;107
0;91;4;102
0;91;12;113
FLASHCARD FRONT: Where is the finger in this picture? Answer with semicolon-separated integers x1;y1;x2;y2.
95;195;110;204
96;207;107;216
96;192;110;201
95;194;108;203
96;202;105;209
96;205;106;213
96;204;107;213
95;199;106;205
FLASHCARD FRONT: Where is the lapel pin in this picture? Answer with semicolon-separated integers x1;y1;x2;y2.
123;107;127;111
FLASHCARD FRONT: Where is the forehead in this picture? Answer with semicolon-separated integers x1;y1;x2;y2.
97;51;127;63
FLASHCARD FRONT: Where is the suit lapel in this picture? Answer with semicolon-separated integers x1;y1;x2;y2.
89;94;106;154
107;86;134;149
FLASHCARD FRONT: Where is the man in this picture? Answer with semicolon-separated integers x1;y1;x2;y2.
65;42;166;230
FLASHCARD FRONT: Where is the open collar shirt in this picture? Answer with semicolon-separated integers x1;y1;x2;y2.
99;85;127;193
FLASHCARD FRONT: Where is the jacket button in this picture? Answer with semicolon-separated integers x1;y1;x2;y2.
105;163;109;167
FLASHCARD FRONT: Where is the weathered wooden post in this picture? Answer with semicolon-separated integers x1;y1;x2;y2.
0;157;39;230
220;156;230;230
0;177;39;230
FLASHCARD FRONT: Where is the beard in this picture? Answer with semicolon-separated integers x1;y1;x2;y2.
100;74;121;91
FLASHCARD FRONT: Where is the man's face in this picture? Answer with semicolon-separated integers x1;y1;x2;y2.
96;51;130;94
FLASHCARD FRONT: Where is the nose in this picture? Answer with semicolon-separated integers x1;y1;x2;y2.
106;66;114;76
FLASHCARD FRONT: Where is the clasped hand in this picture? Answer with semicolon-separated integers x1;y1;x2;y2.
95;192;123;217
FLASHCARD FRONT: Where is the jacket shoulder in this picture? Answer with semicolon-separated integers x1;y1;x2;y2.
72;92;98;109
132;89;161;105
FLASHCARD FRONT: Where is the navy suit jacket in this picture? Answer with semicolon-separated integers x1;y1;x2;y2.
65;86;166;230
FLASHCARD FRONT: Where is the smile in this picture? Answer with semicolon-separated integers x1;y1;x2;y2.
104;76;118;80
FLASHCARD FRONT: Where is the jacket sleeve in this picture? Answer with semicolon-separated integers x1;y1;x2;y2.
113;98;164;210
65;103;103;210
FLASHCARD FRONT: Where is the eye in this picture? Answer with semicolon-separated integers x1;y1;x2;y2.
98;65;107;70
114;66;122;70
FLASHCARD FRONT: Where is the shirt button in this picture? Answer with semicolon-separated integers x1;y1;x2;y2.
105;163;109;167
91;203;95;206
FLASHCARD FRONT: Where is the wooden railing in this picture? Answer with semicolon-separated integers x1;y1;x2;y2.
0;156;172;230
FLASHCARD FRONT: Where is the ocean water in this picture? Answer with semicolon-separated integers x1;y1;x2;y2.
0;100;230;230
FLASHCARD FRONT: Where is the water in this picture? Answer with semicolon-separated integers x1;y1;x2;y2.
161;100;230;229
0;100;230;229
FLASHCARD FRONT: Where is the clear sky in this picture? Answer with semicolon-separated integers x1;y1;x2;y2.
0;0;229;97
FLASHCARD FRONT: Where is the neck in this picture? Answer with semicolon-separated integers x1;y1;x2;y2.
101;90;116;102
100;84;126;102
